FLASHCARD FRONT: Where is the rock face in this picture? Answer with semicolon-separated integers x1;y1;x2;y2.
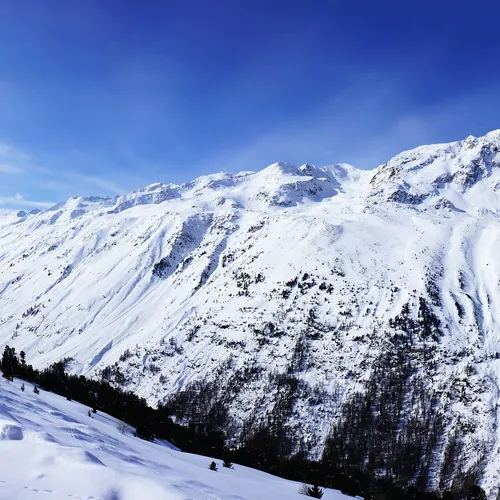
2;131;500;495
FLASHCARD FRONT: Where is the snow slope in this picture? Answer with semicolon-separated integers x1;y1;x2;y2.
0;376;351;500
1;131;500;494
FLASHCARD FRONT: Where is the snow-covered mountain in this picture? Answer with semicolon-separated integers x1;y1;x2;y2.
2;130;500;494
0;376;351;499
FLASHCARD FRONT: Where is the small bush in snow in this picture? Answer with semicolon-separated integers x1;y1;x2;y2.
298;484;324;498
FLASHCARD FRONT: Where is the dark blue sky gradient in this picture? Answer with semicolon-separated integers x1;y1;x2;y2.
0;0;499;206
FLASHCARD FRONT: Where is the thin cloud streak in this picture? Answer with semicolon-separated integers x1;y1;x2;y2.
197;82;500;175
70;173;126;195
0;195;55;209
0;143;32;161
0;142;128;203
0;163;24;173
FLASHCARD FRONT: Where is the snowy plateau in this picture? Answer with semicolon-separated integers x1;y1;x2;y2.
0;376;351;499
2;130;500;495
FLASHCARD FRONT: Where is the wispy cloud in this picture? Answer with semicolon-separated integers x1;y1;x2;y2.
0;163;23;173
0;143;32;162
0;193;55;209
70;173;126;195
0;143;31;175
36;170;126;197
198;80;500;174
34;152;129;196
0;142;129;209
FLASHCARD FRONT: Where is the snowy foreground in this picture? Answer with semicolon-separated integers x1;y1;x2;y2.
0;377;353;500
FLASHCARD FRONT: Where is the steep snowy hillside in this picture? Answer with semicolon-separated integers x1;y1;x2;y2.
0;376;351;499
1;130;500;495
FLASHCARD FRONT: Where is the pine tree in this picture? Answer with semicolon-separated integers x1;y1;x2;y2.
403;486;420;500
208;461;218;471
299;484;324;498
135;423;154;441
1;345;19;379
467;485;487;500
306;485;324;498
19;351;26;376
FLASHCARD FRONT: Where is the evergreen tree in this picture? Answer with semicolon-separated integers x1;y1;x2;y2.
1;345;19;378
467;485;487;500
299;484;324;498
19;351;26;376
403;486;421;499
135;423;154;441
306;485;324;498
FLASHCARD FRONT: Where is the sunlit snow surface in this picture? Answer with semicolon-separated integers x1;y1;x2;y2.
0;377;352;500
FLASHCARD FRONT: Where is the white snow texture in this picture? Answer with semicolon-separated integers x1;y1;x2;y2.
0;376;351;499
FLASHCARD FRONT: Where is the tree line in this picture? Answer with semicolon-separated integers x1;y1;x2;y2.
0;345;487;500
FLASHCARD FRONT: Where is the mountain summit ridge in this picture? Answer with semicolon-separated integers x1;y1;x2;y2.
12;129;500;218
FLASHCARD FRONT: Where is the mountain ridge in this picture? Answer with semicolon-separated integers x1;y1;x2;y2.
11;129;500;218
2;130;500;496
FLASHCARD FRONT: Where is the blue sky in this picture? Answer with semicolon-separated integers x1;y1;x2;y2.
1;0;500;209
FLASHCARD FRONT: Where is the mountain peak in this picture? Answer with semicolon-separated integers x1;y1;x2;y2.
368;129;500;213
